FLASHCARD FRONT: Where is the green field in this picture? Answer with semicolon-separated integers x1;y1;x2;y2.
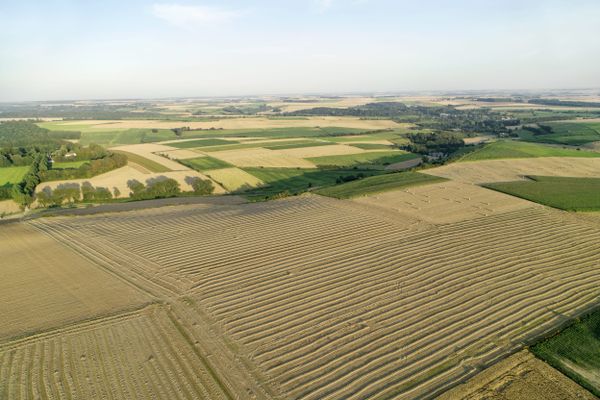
111;150;171;173
460;140;600;161
243;168;383;200
168;138;236;148
307;151;420;168
347;143;394;150
519;122;600;146
263;141;334;150
0;166;29;186
315;171;446;199
531;308;600;396
484;176;600;211
52;161;88;169
180;156;233;171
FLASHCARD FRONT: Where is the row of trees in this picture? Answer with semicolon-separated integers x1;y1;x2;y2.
40;152;127;181
127;176;214;200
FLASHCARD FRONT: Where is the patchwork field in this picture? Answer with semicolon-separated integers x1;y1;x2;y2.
28;194;600;399
354;181;537;224
276;144;367;158
156;149;203;160
0;223;149;342
425;157;600;184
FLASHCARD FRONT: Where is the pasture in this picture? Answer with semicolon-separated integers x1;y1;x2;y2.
0;166;28;186
485;176;600;211
29;195;600;399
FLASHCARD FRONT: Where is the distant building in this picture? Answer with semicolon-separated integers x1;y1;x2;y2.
64;152;77;158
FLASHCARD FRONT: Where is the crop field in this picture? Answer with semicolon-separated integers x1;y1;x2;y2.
308;151;419;168
0;166;29;185
207;148;316;168
485;176;600;211
316;171;445;199
180;156;233;171
276;144;367;158
424;157;600;184
0;223;149;342
459;140;600;161
354;181;537;224
204;167;264;191
531;308;600;396
27;194;600;399
439;350;596;400
0;200;20;215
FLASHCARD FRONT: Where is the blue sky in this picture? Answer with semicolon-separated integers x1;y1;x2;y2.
1;0;599;101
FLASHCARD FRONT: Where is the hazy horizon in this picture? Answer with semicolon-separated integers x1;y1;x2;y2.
1;0;600;102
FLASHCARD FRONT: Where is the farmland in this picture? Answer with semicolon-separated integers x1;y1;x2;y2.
19;191;600;399
485;176;600;211
2;93;600;399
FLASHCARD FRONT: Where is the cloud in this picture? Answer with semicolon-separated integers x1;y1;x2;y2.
151;3;240;28
314;0;335;12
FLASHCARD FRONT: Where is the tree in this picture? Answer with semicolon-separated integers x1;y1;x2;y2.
36;186;54;208
186;176;214;195
113;187;121;198
127;179;145;199
81;182;95;201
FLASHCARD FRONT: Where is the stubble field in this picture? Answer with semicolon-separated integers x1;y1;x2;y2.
22;192;600;399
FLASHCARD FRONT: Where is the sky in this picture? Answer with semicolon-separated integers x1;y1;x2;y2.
1;0;599;101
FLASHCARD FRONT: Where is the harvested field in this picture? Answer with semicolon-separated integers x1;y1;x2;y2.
0;223;149;342
36;165;226;199
208;148;316;168
425;157;600;184
31;195;600;399
110;143;187;171
354;181;537;224
277;144;367;158
0;200;20;215
0;305;230;400
204;167;264;191
438;350;596;400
